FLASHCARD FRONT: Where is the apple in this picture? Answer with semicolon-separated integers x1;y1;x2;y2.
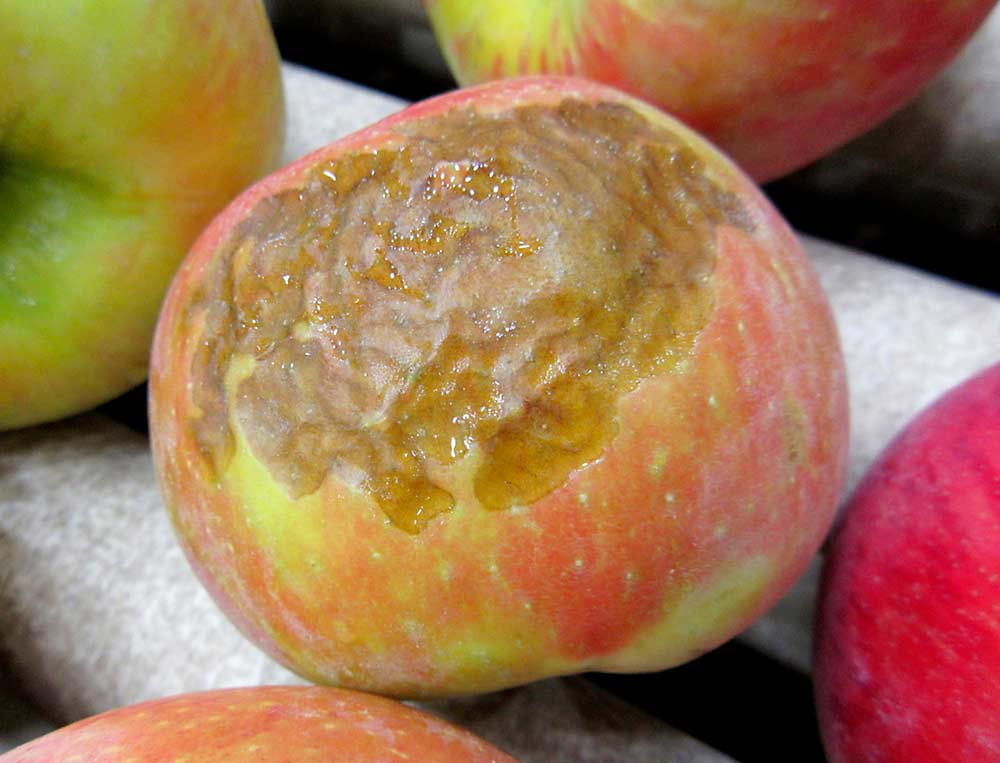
423;0;998;182
814;361;1000;762
0;0;285;430
0;685;519;762
149;75;848;697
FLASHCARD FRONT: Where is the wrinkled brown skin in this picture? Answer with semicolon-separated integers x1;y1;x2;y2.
150;76;849;698
0;686;520;762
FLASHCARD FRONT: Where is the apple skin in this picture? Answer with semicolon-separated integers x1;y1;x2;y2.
149;76;848;698
0;685;519;762
0;0;284;430
423;0;997;182
814;361;1000;762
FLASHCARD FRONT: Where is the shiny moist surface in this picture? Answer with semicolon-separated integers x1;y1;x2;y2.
183;98;751;533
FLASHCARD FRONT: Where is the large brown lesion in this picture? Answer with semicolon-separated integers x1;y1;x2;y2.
182;97;753;533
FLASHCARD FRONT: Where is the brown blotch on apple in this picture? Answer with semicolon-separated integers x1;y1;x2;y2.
184;97;751;534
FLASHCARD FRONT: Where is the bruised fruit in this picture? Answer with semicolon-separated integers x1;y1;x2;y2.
814;362;1000;763
182;96;745;535
150;76;848;697
0;686;519;762
424;0;998;181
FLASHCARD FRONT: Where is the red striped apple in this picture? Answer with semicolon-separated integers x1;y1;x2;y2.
814;361;1000;762
423;0;998;181
0;686;518;762
149;76;848;697
0;0;284;430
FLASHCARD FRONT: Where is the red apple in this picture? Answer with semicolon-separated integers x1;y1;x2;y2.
149;76;848;697
423;0;997;182
814;361;1000;762
0;0;284;430
0;686;518;762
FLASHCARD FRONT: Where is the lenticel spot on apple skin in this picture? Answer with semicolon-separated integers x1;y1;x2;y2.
182;97;753;533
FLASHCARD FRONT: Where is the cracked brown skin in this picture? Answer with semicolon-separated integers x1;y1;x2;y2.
182;97;752;534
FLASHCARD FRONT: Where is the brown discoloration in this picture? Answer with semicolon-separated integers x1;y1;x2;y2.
182;97;751;533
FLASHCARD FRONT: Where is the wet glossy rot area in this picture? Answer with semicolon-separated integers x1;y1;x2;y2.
182;97;752;533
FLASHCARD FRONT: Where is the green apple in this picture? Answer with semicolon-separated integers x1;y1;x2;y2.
0;0;284;430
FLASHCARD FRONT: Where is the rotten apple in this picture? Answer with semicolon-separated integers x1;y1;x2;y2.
423;0;998;182
149;76;848;697
814;361;1000;762
0;685;518;762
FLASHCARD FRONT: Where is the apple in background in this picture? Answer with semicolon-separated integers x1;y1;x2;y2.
814;362;1000;762
149;75;848;698
423;0;998;182
0;0;285;430
0;686;520;762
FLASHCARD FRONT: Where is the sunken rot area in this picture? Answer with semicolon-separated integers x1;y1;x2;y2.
150;77;848;697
